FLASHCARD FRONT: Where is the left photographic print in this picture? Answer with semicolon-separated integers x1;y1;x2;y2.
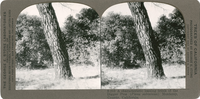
15;2;101;90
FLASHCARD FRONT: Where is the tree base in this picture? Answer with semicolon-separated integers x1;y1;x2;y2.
54;68;73;80
147;73;167;80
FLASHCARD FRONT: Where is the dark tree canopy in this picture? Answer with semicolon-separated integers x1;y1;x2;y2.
76;8;99;23
16;14;52;69
155;9;185;64
101;13;144;68
63;8;100;65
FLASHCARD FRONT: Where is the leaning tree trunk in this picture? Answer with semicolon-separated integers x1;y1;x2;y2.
36;3;73;79
128;2;165;79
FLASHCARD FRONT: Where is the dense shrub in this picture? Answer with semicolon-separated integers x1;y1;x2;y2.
155;9;185;64
101;13;145;68
63;8;100;66
16;14;53;69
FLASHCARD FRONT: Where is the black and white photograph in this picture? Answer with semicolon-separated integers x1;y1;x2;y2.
15;1;186;90
1;0;200;98
15;3;101;90
101;2;185;89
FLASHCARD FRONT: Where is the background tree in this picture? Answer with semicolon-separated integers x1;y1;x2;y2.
63;8;100;66
155;9;185;64
36;3;72;79
128;2;165;79
101;13;145;68
16;14;52;69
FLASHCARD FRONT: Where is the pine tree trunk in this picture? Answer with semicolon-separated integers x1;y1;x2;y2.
128;2;165;79
36;3;73;79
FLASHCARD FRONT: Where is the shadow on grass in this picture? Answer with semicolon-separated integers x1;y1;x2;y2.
101;78;127;86
101;78;148;89
79;75;100;79
170;76;185;79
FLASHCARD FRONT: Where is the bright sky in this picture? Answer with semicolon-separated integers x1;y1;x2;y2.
20;3;90;28
102;2;175;28
20;2;177;28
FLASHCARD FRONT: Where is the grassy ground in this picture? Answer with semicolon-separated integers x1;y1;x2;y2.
16;64;185;89
16;65;100;90
102;64;185;89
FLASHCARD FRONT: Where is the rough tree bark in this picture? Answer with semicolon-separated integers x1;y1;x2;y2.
36;3;73;79
128;2;166;79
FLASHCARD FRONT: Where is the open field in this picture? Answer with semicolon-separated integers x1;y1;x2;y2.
102;64;185;89
16;63;185;89
16;65;100;90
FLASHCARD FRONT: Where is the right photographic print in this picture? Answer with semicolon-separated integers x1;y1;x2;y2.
101;2;185;89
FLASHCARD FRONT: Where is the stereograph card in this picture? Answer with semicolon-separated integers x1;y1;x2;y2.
1;0;200;99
